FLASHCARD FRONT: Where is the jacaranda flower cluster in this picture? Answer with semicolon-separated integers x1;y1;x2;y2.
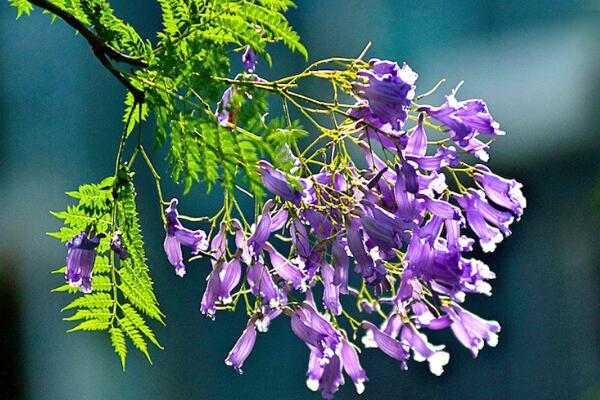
65;54;525;399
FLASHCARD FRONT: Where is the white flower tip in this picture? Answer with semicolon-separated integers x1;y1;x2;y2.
355;382;365;395
487;333;499;347
428;351;450;376
480;238;499;253
306;379;319;392
361;331;377;348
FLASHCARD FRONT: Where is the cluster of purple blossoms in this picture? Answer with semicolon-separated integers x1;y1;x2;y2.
172;58;524;398
64;54;525;398
207;58;524;398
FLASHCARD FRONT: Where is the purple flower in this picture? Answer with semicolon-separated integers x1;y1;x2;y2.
200;259;243;319
164;198;209;277
340;338;368;394
422;196;463;221
444;304;501;358
320;262;341;315
331;238;349;294
419;95;504;148
354;59;418;130
242;46;257;73
225;318;257;374
264;243;307;291
345;219;387;287
361;201;412;251
216;86;236;127
400;325;449;376
361;321;409;368
207;222;226;260
301;209;334;240
66;231;103;293
474;165;526;218
257;160;303;203
404;116;427;157
246;200;274;259
290;303;341;364
405;235;463;294
454;189;514;252
110;231;129;260
306;352;344;400
200;264;223;319
409;146;460;171
349;102;403;149
247;261;280;307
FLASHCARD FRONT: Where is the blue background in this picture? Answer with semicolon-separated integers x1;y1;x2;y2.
1;1;599;399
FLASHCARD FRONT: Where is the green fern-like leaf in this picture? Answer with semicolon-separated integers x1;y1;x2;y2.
110;327;127;369
53;176;162;367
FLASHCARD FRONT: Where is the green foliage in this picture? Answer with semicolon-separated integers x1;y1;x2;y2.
8;0;33;18
50;174;163;368
10;0;308;199
13;0;310;370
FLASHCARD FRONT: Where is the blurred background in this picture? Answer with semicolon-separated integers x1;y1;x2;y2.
1;0;599;399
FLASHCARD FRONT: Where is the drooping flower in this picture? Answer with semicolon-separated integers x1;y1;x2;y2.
320;262;341;315
442;304;501;358
257;160;303;204
163;198;209;277
339;338;368;394
454;189;514;252
400;325;449;376
331;238;349;294
110;231;129;260
419;95;504;149
345;219;387;287
247;261;281;307
264;242;307;290
354;59;418;130
216;86;236;127
348;102;403;149
200;259;243;319
225;318;258;374
404;114;427;157
66;231;104;293
290;303;342;365
246;200;274;259
361;321;409;368
242;46;257;73
474;164;526;218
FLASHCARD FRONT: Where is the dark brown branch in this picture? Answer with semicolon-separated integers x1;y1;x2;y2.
94;49;144;102
28;0;148;69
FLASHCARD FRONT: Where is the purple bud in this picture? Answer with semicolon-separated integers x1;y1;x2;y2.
110;231;129;260
242;46;257;73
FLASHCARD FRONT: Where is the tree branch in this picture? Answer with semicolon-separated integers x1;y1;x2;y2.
28;0;148;69
94;49;144;103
